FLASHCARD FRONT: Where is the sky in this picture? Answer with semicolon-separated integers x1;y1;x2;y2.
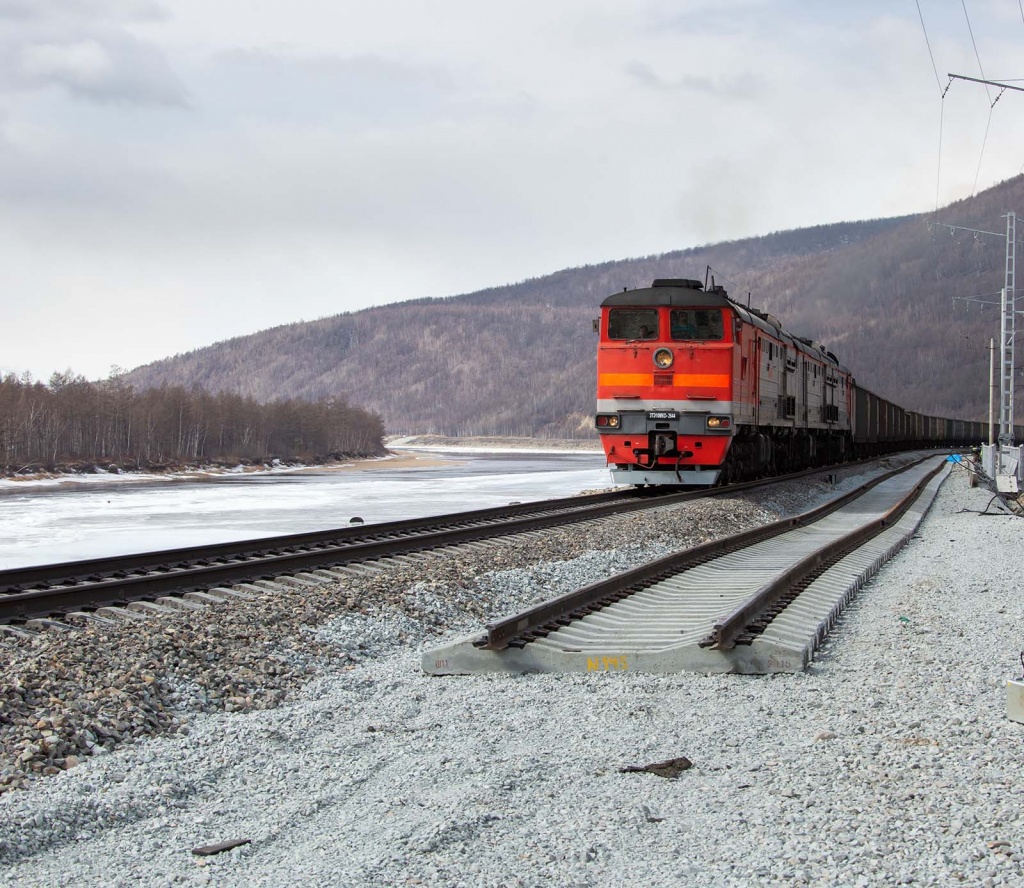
4;0;1024;382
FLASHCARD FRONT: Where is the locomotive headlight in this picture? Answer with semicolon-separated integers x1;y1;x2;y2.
706;415;732;429
653;348;674;369
595;414;621;429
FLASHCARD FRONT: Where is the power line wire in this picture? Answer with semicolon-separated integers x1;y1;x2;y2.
915;0;944;93
960;0;995;195
915;1;947;215
936;97;945;216
974;105;995;196
962;0;991;101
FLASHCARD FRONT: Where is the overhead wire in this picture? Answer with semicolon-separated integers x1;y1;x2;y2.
936;98;946;215
915;0;946;216
961;0;995;195
973;107;995;196
916;0;944;93
961;0;990;98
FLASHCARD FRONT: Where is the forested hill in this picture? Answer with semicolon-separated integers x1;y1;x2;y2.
127;175;1024;438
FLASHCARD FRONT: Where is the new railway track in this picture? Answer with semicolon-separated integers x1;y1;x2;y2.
426;454;952;675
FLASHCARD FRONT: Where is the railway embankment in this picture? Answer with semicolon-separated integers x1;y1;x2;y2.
2;460;1023;884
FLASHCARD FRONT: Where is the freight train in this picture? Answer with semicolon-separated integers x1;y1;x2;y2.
594;278;998;486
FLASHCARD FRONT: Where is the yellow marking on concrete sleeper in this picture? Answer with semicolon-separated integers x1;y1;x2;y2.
586;655;629;672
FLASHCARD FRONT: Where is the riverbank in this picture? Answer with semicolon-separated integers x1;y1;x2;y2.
386;434;601;453
0;450;459;495
0;438;600;493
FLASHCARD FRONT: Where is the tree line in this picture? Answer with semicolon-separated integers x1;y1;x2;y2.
0;370;385;474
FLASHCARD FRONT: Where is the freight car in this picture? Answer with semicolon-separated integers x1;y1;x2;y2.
594;278;990;486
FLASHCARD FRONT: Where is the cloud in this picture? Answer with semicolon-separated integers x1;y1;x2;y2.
625;60;759;99
208;48;454;127
0;0;167;25
0;0;185;106
18;34;188;106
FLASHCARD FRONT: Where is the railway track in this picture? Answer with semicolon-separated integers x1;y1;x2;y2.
424;454;951;675
0;472;804;625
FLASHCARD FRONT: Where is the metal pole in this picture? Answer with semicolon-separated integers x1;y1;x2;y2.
990;337;996;445
999;212;1016;448
1000;286;1009;450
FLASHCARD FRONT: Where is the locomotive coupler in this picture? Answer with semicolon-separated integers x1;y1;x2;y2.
653;433;674;456
632;433;693;469
632;447;656;468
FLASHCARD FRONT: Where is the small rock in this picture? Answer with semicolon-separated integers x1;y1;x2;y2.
641;805;664;822
192;838;252;856
620;756;693;779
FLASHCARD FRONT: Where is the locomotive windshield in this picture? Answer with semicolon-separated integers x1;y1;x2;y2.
608;309;658;340
671;308;724;341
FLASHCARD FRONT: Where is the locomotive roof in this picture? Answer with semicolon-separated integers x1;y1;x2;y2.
602;281;849;372
600;281;729;308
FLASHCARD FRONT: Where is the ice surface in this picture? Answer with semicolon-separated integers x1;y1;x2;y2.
0;451;611;569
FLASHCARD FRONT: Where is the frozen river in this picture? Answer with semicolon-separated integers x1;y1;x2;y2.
0;449;610;571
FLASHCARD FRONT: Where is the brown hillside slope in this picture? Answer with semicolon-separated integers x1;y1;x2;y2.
128;175;1024;437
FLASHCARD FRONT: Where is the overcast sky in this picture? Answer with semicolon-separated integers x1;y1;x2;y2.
4;0;1024;381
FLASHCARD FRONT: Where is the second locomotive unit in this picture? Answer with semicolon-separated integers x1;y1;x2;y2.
595;278;983;486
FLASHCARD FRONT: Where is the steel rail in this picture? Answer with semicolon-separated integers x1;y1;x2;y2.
702;461;945;650
0;488;638;592
0;455;931;624
1;496;658;620
0;452;904;596
0;472;805;621
2;449;923;598
480;456;935;650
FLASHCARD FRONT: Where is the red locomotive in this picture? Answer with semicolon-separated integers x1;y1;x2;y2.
595;278;983;486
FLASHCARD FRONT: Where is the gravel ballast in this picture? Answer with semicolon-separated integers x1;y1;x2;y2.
2;458;1023;886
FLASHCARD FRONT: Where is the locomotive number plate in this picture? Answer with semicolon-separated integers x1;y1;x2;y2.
647;410;679;420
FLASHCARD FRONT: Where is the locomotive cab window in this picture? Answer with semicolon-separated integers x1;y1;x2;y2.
670;309;723;341
608;309;659;340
